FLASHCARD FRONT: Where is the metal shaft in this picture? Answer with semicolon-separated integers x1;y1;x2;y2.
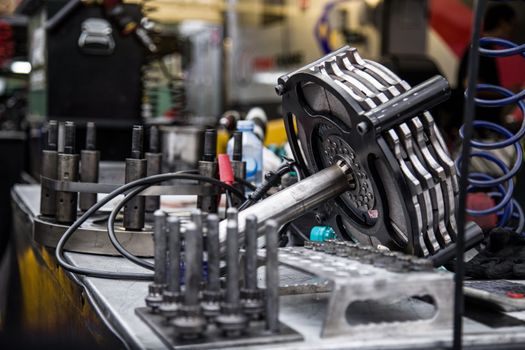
166;216;181;293
226;208;240;306
145;152;161;212
191;210;204;283
218;163;352;251
63;121;76;154
131;125;144;159
244;215;258;290
184;222;201;307
231;160;246;208
145;126;161;212
79;122;99;211
206;214;220;292
197;160;218;213
233;131;243;162
203;128;217;162
149;125;160;153
153;210;167;286
124;125;146;230
47;120;59;151
85;121;96;150
231;131;245;207
40;121;58;216
56;121;79;224
197;129;218;213
265;220;279;332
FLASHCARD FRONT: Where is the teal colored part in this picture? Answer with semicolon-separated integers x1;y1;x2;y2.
310;226;336;242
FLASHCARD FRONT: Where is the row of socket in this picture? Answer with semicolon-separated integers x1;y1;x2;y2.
39;121;163;226
39;120;248;230
144;207;280;339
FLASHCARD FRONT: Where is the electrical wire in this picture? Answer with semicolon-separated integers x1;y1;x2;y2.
225;191;233;209
56;172;246;280
105;173;246;272
107;185;153;270
106;173;248;272
234;176;257;192
238;161;297;211
105;169;198;270
453;0;487;349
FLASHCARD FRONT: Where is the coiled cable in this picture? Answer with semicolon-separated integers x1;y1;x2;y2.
456;4;525;233
56;172;245;280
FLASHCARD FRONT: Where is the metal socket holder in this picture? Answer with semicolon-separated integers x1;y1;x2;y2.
79;122;100;211
241;215;264;320
197;129;218;213
201;214;222;319
171;222;207;339
146;210;168;312
40;120;59;217
145;125;161;212
56;121;80;224
216;208;248;337
159;215;182;319
124;125;147;230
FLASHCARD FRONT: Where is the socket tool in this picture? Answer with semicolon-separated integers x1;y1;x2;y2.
40;120;59;217
124;125;147;230
56;121;80;224
79;122;100;211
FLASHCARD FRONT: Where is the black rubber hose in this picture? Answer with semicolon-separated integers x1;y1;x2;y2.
56;173;245;280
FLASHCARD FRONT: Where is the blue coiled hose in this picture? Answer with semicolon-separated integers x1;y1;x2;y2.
456;26;525;234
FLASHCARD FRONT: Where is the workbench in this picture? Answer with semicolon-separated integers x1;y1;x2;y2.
10;184;525;349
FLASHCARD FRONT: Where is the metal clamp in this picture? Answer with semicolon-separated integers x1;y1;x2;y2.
40;176;220;196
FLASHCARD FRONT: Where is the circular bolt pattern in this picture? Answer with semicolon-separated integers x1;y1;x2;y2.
317;129;375;216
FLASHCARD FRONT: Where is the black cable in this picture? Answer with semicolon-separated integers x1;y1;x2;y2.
234;176;257;192
107;185;153;270
278;221;310;247
453;1;487;349
278;222;291;246
56;173;246;280
226;190;233;209
289;222;310;242
106;174;245;272
239;162;296;211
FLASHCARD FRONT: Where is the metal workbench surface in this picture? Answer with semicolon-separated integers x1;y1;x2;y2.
11;184;525;349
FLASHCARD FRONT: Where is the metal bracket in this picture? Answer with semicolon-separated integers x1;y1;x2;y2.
40;176;219;196
268;244;453;338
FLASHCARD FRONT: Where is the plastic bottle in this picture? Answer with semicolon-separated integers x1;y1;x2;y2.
227;120;263;186
245;107;267;142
